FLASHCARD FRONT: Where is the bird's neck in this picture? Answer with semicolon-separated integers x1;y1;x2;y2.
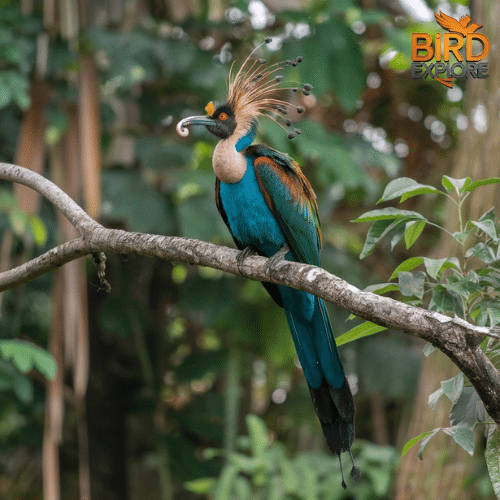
213;120;257;184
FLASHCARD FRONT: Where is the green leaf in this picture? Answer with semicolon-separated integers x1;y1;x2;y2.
389;257;424;280
184;478;216;494
486;425;500;499
28;215;48;246
8;207;28;236
390;223;406;250
404;220;426;249
402;429;439;456
442;425;475;456
233;477;251;500
465;178;500;193
466;243;496;264
469;220;498;243
336;321;387;346
478;207;497;224
359;218;405;259
214;464;239;500
428;386;443;409
418;428;442;459
280;458;298;495
443;277;482;300
227;453;262;473
441;373;464;403
378;177;442;203
353;207;428;223
246;415;268;458
0;340;57;380
398;271;426;299
364;283;399;295
449;386;485;427
430;285;465;317
441;176;471;194
424;257;460;280
452;230;472;245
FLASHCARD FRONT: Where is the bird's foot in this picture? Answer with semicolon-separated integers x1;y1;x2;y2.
237;247;257;273
264;245;290;275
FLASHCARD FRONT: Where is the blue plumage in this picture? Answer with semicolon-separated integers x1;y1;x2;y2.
215;141;355;457
176;47;357;482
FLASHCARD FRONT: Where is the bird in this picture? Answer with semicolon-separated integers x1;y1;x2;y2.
434;11;482;36
177;39;359;487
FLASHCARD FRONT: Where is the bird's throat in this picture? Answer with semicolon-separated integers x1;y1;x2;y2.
213;135;249;184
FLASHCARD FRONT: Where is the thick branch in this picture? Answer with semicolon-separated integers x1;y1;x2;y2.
1;162;500;423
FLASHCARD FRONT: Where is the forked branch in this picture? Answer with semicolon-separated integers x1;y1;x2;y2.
1;161;500;423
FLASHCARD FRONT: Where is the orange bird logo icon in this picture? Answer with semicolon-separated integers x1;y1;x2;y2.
434;11;482;36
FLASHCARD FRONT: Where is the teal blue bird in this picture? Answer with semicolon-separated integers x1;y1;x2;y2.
177;40;358;486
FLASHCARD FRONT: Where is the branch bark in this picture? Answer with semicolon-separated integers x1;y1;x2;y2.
2;161;500;423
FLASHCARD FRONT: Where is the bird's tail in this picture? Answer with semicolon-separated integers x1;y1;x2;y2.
308;377;355;455
285;297;355;455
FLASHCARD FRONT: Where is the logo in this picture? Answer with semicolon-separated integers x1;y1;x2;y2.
411;11;490;88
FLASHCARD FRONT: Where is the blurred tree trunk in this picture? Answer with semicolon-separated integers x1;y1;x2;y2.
446;0;500;227
394;350;476;499
394;1;499;498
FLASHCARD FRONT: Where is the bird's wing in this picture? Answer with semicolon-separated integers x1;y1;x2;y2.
459;14;471;27
247;144;322;267
434;11;461;32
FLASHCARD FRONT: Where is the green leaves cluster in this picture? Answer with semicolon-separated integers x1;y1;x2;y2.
185;414;398;500
0;339;56;380
352;176;500;323
338;175;500;497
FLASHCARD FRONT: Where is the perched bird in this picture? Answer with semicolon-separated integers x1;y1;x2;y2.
177;39;359;487
434;11;482;36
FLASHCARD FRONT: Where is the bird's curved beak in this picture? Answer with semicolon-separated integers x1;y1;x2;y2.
176;115;213;137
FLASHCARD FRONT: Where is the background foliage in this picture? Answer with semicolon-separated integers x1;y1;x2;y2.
0;0;498;499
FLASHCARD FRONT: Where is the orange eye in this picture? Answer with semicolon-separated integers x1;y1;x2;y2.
218;112;228;121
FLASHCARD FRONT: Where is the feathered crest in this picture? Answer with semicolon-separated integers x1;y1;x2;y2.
226;38;312;139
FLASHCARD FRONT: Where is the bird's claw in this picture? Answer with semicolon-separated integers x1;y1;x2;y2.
264;245;290;275
237;247;257;272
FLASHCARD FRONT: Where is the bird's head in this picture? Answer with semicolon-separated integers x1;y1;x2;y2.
176;101;238;140
177;38;311;142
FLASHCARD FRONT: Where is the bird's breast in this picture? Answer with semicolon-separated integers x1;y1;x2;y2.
213;139;247;184
219;160;286;256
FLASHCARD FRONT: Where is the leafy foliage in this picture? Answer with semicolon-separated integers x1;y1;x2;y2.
185;414;398;500
343;175;500;496
0;339;56;380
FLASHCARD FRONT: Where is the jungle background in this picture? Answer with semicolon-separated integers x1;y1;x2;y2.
0;0;499;499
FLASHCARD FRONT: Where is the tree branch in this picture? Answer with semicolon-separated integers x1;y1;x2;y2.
1;162;500;423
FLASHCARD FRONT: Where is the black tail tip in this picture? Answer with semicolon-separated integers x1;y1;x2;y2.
350;464;361;482
339;450;361;489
